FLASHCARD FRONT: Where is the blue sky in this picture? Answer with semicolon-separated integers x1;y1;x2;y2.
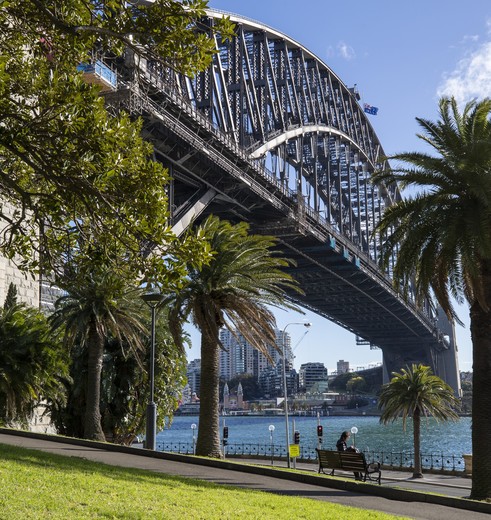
184;0;491;373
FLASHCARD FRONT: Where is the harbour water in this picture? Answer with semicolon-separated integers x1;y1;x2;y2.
157;415;471;458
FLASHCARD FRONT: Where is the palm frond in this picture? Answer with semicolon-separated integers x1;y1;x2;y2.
373;96;491;315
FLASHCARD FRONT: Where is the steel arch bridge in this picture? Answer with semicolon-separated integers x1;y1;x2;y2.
105;9;460;391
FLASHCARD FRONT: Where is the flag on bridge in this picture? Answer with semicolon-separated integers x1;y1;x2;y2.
364;103;379;116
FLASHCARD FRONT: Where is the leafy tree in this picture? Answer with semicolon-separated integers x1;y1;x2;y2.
101;309;187;445
372;97;491;499
50;265;147;441
49;309;187;445
0;299;68;426
0;0;232;278
346;376;366;394
47;340;86;439
168;216;300;457
330;372;358;391
378;364;459;478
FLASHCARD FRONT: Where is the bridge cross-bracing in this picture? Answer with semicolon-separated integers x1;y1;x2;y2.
105;9;460;391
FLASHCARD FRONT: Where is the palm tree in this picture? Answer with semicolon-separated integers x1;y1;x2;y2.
50;267;147;441
378;364;459;478
0;292;68;426
372;97;491;498
168;216;300;457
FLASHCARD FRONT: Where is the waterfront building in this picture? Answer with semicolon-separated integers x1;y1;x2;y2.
299;362;328;392
218;327;293;381
223;382;245;411
186;359;201;396
258;360;298;398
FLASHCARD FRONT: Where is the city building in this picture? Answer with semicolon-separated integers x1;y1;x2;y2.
186;359;201;396
258;360;298;398
299;362;328;392
218;327;292;381
337;359;350;374
222;382;245;411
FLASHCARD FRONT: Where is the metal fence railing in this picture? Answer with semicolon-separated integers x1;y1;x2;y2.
155;441;466;473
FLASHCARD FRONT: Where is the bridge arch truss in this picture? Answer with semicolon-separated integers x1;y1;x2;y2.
179;10;400;266
107;9;460;391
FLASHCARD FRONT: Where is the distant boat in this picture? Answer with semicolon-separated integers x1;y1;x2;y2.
176;403;200;415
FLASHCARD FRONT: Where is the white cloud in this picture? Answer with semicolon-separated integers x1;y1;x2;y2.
437;41;491;104
337;41;356;60
460;34;479;44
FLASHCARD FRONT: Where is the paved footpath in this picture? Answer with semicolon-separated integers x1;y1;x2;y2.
1;430;490;520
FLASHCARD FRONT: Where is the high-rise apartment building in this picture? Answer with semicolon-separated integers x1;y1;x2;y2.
218;328;292;381
299;362;328;392
337;359;350;374
186;359;201;395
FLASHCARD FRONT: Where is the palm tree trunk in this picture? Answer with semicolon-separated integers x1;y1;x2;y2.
196;327;222;457
412;408;423;478
470;269;491;500
84;328;106;441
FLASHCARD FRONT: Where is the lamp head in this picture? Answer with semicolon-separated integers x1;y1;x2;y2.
140;287;164;307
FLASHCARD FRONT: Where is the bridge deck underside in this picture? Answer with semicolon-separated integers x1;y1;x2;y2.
276;237;436;351
98;9;459;389
135;101;441;362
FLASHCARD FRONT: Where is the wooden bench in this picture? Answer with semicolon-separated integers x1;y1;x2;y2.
316;449;382;485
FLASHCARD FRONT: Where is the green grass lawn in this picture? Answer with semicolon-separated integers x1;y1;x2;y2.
0;443;409;519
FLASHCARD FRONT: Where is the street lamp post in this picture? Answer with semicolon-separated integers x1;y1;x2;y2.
269;424;275;466
281;321;311;468
351;426;358;449
191;423;197;455
141;288;164;451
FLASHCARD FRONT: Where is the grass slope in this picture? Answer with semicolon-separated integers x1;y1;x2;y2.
0;443;408;519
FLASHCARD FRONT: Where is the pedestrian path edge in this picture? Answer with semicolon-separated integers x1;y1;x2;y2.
1;428;490;515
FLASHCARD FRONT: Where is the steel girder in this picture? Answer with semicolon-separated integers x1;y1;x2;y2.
105;10;460;391
180;11;400;265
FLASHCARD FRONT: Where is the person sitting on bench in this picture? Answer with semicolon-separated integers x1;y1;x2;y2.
336;430;362;480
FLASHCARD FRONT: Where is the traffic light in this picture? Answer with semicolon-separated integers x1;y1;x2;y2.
223;426;229;446
317;425;323;437
294;431;300;444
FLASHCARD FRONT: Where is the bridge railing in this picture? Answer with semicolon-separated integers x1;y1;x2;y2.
127;72;437;331
154;441;465;473
118;58;441;340
131;67;301;204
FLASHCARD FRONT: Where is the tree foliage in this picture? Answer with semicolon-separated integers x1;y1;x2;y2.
379;364;459;478
373;97;491;499
373;97;491;320
3;282;17;310
0;294;68;426
167;216;300;457
50;264;148;441
49;308;187;445
0;0;231;278
330;372;358;391
346;376;365;394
